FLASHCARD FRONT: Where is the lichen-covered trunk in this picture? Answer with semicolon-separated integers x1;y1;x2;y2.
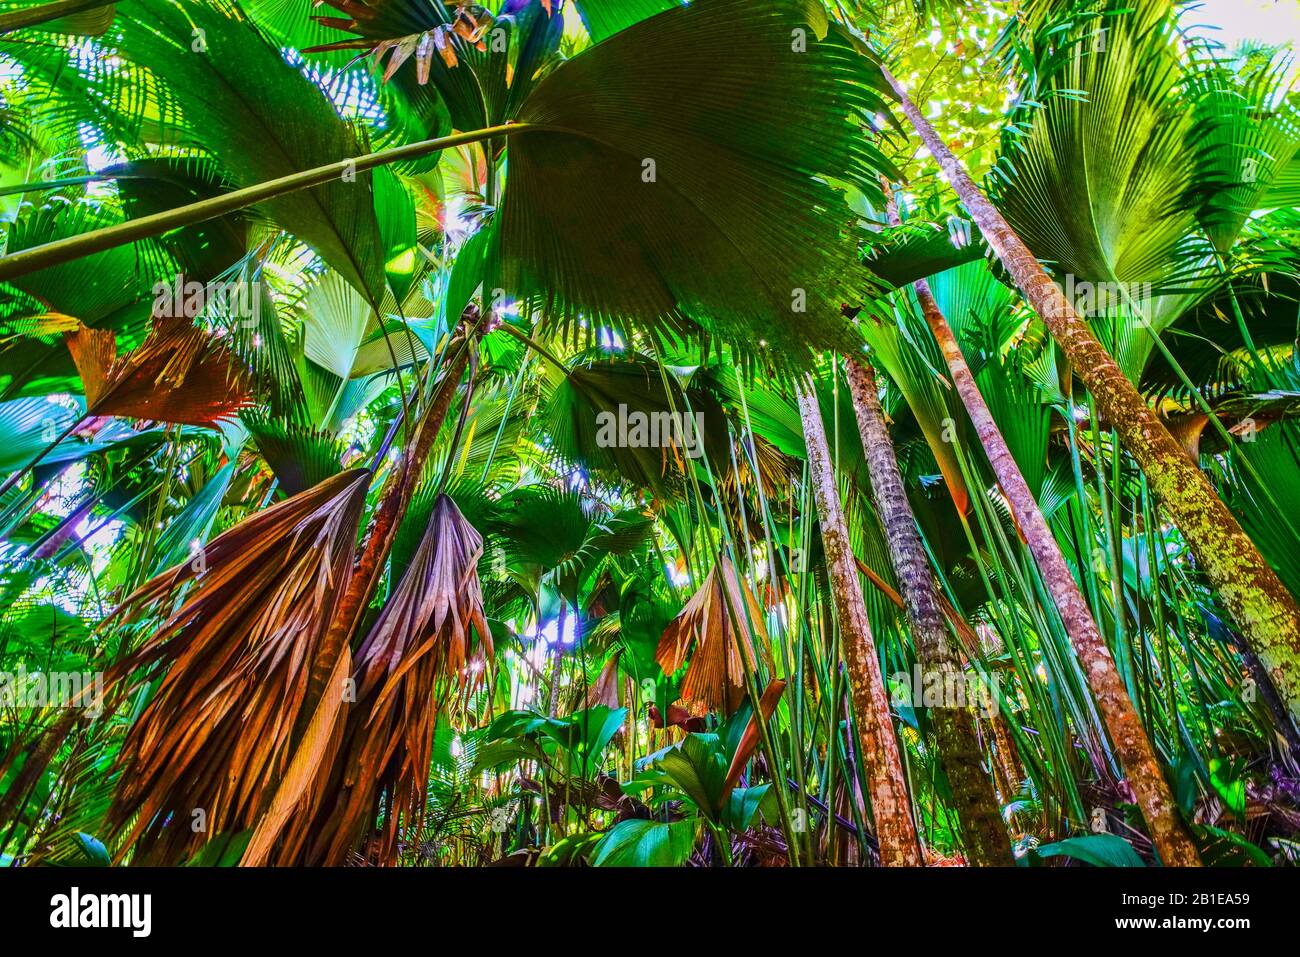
916;272;1199;866
796;377;922;866
884;67;1300;730
873;157;1198;867
844;356;1012;866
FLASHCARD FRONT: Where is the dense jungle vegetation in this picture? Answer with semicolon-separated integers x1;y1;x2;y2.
1;0;1299;868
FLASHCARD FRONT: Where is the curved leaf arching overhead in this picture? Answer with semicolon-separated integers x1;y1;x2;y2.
496;0;901;366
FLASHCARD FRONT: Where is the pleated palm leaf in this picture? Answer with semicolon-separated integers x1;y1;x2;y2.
117;0;391;304
656;555;772;715
312;0;902;362
490;484;653;603
497;0;898;363
0;198;169;402
245;415;349;497
539;351;729;498
1184;47;1300;256
3;0;903;372
990;0;1205;377
304;492;491;866
103;469;371;865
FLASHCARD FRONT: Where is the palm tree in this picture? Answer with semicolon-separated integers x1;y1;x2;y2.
877;52;1300;728
3;0;1298;871
796;376;922;866
844;355;1011;865
887;244;1199;865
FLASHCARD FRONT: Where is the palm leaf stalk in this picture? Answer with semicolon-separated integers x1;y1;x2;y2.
0;0;114;34
876;179;1200;866
305;493;492;866
0;125;526;282
844;355;1011;865
653;359;808;864
795;375;922;866
881;65;1300;730
242;330;479;864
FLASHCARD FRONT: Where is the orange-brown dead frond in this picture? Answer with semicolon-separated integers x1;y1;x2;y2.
655;556;772;716
721;678;787;805
308;492;492;866
66;317;252;428
104;469;371;865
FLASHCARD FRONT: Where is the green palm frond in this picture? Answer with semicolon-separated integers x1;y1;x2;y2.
539;351;727;497
496;0;900;366
110;0;392;304
572;0;675;42
989;0;1204;373
1184;45;1300;255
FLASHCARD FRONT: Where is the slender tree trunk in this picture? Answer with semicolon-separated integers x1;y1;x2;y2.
844;356;1012;866
260;335;476;864
873;173;1200;866
884;67;1300;729
303;335;475;710
796;377;922;866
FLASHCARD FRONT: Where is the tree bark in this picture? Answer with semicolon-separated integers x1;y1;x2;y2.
304;336;475;709
883;66;1300;730
268;336;476;864
796;376;923;866
844;356;1012;866
872;153;1199;865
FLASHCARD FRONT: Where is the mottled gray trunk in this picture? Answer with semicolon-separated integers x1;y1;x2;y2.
845;356;1012;866
796;377;923;866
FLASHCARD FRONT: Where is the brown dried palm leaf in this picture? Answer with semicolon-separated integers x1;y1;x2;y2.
656;556;772;715
307;492;492;866
306;0;492;76
584;650;623;710
66;316;252;427
104;469;371;865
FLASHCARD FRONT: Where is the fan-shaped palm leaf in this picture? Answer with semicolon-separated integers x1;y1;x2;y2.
656;555;771;715
305;492;491;865
498;0;898;363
